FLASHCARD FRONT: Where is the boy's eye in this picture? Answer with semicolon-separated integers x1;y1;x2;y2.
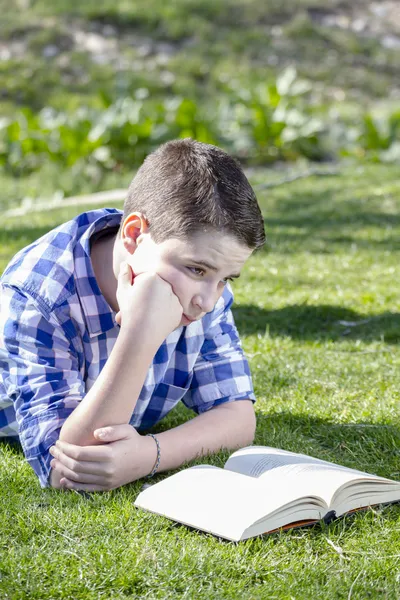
188;266;205;276
187;267;233;285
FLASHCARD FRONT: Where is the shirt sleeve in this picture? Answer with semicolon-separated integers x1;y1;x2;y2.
0;284;85;487
182;289;256;414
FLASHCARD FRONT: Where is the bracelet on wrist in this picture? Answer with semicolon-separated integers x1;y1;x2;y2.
146;433;161;478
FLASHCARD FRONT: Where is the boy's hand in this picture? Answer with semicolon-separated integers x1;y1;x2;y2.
49;424;157;492
115;262;183;339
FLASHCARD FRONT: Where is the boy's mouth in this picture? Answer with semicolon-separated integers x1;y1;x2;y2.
182;314;197;324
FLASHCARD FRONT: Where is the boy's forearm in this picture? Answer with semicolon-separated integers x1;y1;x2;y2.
49;399;256;490
59;325;160;446
153;400;256;473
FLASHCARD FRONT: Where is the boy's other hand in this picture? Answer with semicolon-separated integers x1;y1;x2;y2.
49;424;157;492
115;262;183;339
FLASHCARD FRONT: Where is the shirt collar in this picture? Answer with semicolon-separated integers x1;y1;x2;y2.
74;210;122;337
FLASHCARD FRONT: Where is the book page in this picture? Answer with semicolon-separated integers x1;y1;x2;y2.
333;479;400;516
225;446;368;479
253;463;384;507
225;446;395;507
135;464;327;541
135;466;259;541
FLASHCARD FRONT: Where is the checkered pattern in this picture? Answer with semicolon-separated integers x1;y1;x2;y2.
0;209;255;487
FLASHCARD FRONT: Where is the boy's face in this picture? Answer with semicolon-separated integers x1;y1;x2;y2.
128;228;252;326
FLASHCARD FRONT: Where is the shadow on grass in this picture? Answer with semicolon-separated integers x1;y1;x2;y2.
253;413;400;477
157;411;400;484
264;231;400;254
233;303;400;343
261;188;400;253
136;409;400;478
266;192;400;229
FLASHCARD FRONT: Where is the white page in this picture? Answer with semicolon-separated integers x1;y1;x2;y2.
135;465;327;541
225;446;367;478
136;467;257;541
333;480;400;516
226;447;397;507
253;463;386;507
242;506;323;540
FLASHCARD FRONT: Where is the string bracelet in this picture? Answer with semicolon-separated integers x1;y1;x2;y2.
146;433;161;478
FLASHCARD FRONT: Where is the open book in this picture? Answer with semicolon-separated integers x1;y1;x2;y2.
134;446;400;541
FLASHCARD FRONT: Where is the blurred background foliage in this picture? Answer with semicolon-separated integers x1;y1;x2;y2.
0;0;399;207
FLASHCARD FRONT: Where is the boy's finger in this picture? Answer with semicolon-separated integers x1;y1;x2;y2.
54;440;110;462
50;448;109;475
51;460;104;485
94;424;133;442
61;478;110;492
118;261;134;284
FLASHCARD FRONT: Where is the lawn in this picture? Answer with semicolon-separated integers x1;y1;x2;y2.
1;0;400;197
0;163;399;599
2;0;398;115
1;0;400;596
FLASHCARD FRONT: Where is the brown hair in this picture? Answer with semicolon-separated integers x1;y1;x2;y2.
122;138;265;249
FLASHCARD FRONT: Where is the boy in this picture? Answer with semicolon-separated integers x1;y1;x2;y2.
0;139;265;491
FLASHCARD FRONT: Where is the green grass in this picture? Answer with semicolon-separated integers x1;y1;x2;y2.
1;0;399;115
1;163;399;598
1;0;399;198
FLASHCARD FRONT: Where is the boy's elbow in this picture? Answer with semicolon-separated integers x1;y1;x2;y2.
228;399;256;445
243;404;256;445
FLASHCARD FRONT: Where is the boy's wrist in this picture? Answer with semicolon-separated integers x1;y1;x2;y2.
120;312;177;345
117;320;163;355
146;433;161;477
138;433;160;479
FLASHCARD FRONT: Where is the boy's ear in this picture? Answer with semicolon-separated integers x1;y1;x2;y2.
121;212;149;254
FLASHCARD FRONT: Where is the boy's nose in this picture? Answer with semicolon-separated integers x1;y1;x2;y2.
192;287;220;314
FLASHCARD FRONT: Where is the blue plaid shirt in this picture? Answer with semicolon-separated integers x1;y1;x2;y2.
0;208;255;487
